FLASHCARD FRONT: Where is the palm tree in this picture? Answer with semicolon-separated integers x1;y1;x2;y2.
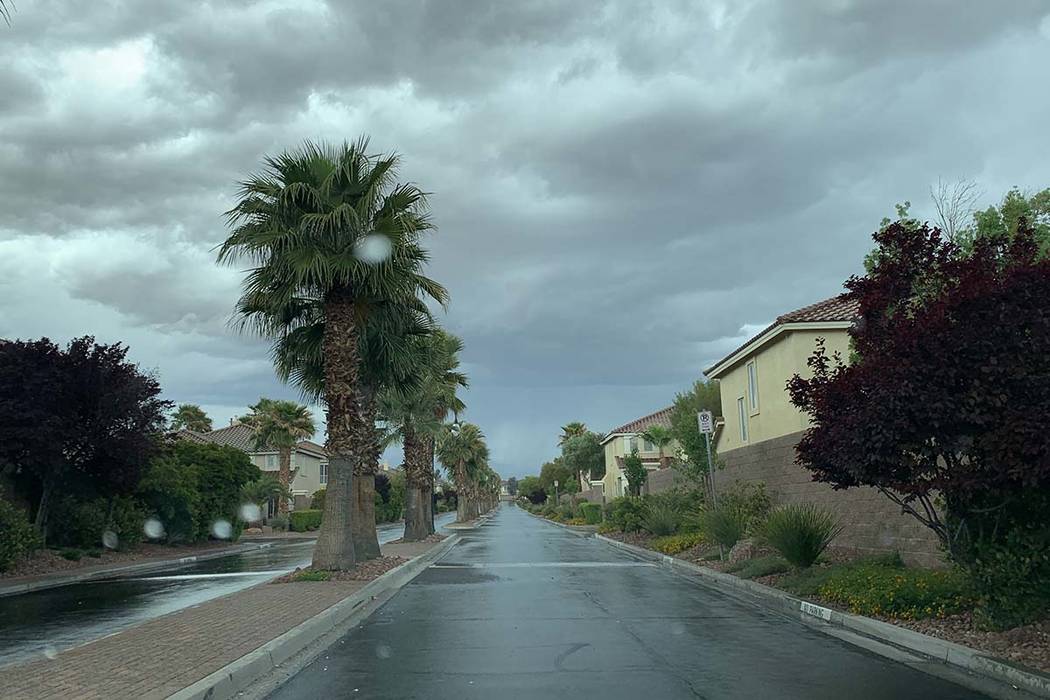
219;138;445;569
170;403;213;433
437;422;487;522
379;330;467;541
640;424;674;470
0;2;12;25
558;421;587;447
242;398;316;513
241;474;292;526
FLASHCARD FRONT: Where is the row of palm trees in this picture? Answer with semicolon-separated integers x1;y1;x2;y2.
218;137;498;570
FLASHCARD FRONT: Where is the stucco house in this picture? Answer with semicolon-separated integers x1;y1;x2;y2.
596;407;683;499
705;295;941;565
176;423;327;514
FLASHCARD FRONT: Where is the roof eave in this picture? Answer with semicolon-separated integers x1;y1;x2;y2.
704;321;853;379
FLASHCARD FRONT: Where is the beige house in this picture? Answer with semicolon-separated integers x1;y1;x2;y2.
177;423;327;513
596;407;682;499
705;295;941;565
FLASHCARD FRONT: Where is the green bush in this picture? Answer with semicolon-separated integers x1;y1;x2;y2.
651;532;704;555
293;569;330;581
268;515;289;531
580;502;602;524
702;505;745;550
310;489;326;511
727;555;790;579
762;503;842;568
641;503;680;536
59;548;82;561
289;509;323;532
968;523;1050;629
604;497;647;532
137;450;199;543
556;504;574;520
720;481;773;536
818;563;974;620
541;504;558;517
0;499;42;571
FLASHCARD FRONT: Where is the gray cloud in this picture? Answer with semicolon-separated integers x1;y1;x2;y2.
2;0;1049;477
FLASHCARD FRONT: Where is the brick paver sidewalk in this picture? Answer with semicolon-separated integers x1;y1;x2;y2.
0;541;438;699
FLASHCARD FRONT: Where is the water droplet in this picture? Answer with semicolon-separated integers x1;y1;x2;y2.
670;621;685;636
239;503;262;523
354;234;392;264
42;645;58;660
376;644;391;659
211;519;233;540
102;531;119;550
143;518;165;540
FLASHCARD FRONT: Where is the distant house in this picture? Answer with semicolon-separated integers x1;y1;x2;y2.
176;423;328;514
596;406;683;499
705;295;941;565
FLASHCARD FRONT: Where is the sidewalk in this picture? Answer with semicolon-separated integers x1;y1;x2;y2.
0;539;447;700
0;541;280;598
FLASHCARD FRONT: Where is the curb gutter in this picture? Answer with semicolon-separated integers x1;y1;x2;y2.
0;542;283;598
521;509;598;535
596;534;1050;699
168;534;461;700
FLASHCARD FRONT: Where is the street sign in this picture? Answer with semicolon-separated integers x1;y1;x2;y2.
697;410;714;434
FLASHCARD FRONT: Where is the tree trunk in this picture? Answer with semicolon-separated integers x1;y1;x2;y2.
424;435;436;534
312;288;362;571
423;484;435;534
401;427;429;542
278;446;291;514
455;463;470;522
34;476;55;544
350;389;382;560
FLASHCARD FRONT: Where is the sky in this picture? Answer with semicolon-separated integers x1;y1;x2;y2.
2;1;1050;479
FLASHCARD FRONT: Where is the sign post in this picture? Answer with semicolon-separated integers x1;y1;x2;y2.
554;479;559;506
697;411;717;508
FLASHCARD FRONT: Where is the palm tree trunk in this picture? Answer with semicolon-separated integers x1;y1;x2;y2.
455;462;470;522
402;427;429;542
312;288;362;570
350;389;382;561
424;435;436;534
278;447;291;514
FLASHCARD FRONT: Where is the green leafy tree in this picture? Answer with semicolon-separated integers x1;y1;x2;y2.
219;138;445;570
505;476;518;496
517;475;546;504
539;457;577;498
960;186;1050;255
640;424;674;469
561;431;605;487
241;398;315;514
170;404;213;433
240;475;291;525
668;379;722;486
622;450;647;497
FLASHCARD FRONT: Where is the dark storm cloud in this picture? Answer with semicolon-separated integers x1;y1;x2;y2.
2;0;1049;476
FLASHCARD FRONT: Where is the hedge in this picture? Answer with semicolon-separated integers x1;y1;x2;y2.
290;509;323;532
0;499;41;572
580;502;602;524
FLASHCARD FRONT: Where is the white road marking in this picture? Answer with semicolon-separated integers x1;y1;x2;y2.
429;562;655;569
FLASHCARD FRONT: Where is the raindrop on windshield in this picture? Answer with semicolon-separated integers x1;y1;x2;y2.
354;234;393;264
42;645;58;660
143;518;165;540
376;644;391;659
239;503;262;523
211;519;233;539
102;530;119;550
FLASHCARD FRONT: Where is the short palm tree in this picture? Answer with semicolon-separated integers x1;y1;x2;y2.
240;474;292;525
640;424;674;469
241;398;315;513
558;421;587;447
437;422;487;522
170;403;213;433
219;138;445;569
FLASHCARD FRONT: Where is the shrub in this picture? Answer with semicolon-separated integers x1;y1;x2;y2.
60;548;82;561
702;505;745;550
86;549;103;558
727;555;790;579
762;503;842;568
567;517;587;526
289;509;323;532
720;481;773;535
293;569;330;582
137;450;199;543
556;504;574;520
310;489;326;511
541;504;557;518
268;515;289;532
819;563;974;620
0;499;42;571
604;497;647;533
580;502;602;525
597;522;617;535
968;522;1050;629
652;532;704;555
641;503;680;536
49;497;107;549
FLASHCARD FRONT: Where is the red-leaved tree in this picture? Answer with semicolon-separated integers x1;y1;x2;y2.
788;220;1050;627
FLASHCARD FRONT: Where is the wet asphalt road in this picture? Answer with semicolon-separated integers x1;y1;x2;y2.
270;505;988;700
0;513;455;667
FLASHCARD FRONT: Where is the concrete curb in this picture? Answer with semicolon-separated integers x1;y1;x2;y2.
168;534;461;700
521;509;599;535
0;542;281;598
595;534;1050;699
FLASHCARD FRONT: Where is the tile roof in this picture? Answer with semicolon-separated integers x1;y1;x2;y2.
705;294;860;377
174;423;328;456
603;406;674;441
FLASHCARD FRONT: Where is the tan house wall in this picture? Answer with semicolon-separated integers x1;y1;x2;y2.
599;434;681;499
251;449;325;510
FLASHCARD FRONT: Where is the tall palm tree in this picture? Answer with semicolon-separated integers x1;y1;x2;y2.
379;329;467;541
241;398;316;513
170;403;213;433
640;424;674;470
437;422;487;523
558;421;587;447
219;138;445;569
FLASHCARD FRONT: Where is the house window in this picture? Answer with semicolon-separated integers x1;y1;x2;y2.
738;397;749;442
642;438;655;452
319;462;328;485
623;435;635;453
265;454;277;469
747;360;759;413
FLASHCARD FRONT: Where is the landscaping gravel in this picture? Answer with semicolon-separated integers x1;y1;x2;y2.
273;556;408;584
0;541;234;580
898;613;1050;675
386;533;447;545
